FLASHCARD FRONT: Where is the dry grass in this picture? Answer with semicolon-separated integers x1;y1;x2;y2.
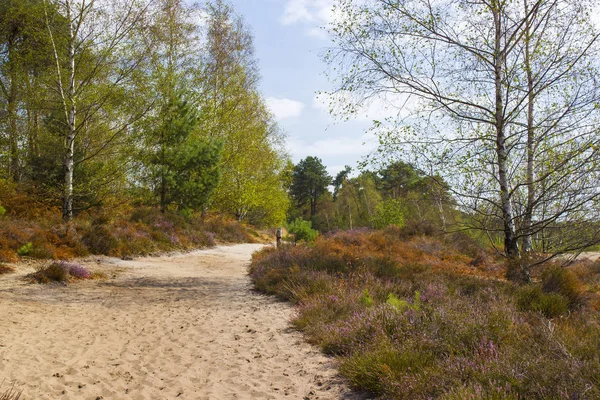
0;264;15;275
0;383;22;400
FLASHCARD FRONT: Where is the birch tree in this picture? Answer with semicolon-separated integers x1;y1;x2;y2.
202;0;290;225
43;0;150;221
326;0;600;276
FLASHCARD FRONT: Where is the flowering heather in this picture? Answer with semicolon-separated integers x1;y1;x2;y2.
65;262;91;279
249;229;600;399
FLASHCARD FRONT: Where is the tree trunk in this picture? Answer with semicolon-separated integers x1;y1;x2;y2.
493;3;519;260
523;0;535;254
63;0;76;222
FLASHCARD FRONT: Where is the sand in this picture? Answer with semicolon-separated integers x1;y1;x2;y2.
0;244;364;400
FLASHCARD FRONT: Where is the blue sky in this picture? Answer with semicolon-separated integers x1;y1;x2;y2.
223;0;378;178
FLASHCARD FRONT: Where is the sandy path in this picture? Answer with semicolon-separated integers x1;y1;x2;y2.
0;244;362;400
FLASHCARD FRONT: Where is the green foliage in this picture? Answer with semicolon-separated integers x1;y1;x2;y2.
286;218;318;243
290;156;331;220
386;291;421;312
359;289;373;307
148;93;223;212
371;198;405;229
201;3;290;226
17;242;33;256
386;293;407;310
0;205;5;217
517;286;569;318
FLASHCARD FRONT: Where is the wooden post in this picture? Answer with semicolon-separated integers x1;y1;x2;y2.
276;227;282;248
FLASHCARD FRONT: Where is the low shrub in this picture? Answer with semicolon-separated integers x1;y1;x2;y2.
517;286;569;318
0;250;17;263
204;217;253;243
82;224;119;256
286;218;318;243
16;242;33;256
28;261;91;283
541;266;583;308
66;262;91;279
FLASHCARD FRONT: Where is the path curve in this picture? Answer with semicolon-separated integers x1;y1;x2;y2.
0;244;362;400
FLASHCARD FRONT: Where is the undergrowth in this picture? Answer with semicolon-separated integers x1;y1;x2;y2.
249;228;600;399
0;204;256;262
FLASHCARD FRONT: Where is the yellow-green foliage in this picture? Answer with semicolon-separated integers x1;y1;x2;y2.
16;242;33;256
359;289;374;307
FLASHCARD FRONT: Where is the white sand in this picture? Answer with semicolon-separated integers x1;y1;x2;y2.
0;244;363;400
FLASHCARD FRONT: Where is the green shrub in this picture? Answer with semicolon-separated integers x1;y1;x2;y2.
517;286;569;318
286;218;318;243
386;293;409;311
17;242;33;256
359;289;374;307
0;205;6;217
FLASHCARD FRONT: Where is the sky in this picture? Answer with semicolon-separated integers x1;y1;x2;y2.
196;0;600;178
218;0;377;178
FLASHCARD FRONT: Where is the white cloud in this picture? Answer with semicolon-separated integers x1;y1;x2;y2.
313;91;418;122
280;0;334;38
288;131;377;159
266;97;306;120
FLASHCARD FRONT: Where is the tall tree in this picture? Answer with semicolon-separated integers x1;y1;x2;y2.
326;0;600;274
149;93;222;212
202;0;289;224
0;0;54;181
291;156;331;220
43;0;150;221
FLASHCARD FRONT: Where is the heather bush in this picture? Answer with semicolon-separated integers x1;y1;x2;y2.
82;223;119;255
250;229;600;399
541;266;583;307
204;217;253;243
66;263;91;279
28;261;91;283
517;286;569;318
29;263;69;283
